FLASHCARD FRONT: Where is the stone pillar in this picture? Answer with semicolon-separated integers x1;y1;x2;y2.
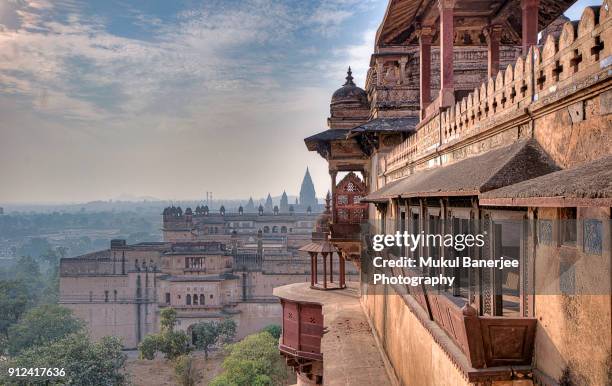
521;0;539;54
322;253;328;289
419;27;433;119
376;57;384;87
399;56;408;85
329;252;333;283
485;24;502;79
438;0;455;108
310;252;316;286
339;255;346;288
330;171;338;223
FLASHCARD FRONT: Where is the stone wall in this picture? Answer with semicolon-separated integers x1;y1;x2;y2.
531;207;611;385
361;284;471;386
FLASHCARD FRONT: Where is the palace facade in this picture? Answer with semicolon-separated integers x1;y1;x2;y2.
275;0;611;385
59;177;357;349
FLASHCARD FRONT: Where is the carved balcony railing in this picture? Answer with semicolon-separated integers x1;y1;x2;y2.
384;252;536;369
428;293;536;368
384;2;612;180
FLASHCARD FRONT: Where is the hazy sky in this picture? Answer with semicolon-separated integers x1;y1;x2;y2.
0;0;598;204
0;0;386;203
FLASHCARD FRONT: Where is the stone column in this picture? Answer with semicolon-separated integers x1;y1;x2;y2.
438;0;455;108
330;171;338;223
339;254;345;288
399;56;408;85
485;24;502;79
322;253;328;289
376;57;384;87
310;252;316;286
314;253;318;284
521;0;539;54
418;27;433;119
329;252;333;283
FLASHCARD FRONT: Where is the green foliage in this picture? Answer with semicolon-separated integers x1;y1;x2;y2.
160;307;178;332
17;237;52;260
1;333;127;385
209;332;288;386
218;318;237;343
0;280;29;339
139;308;191;360
161;330;192;360
138;333;162;360
192;319;237;359
174;354;200;386
261;324;281;340
7;304;85;356
138;331;191;360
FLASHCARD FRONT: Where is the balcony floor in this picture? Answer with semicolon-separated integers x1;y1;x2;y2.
274;282;392;386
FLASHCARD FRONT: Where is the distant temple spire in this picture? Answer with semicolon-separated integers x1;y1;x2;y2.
299;167;317;210
245;197;255;212
264;193;274;212
280;190;289;213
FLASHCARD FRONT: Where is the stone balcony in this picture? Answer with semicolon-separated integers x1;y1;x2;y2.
274;282;392;386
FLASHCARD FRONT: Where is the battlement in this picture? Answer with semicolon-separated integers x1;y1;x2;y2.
384;2;611;180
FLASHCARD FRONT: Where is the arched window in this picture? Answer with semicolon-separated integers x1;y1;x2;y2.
200;294;205;305
281;226;287;233
272;226;278;233
186;294;191;305
263;226;270;233
113;290;117;301
193;294;198;305
104;291;109;302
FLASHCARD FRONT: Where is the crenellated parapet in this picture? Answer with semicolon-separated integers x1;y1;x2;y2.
384;1;612;179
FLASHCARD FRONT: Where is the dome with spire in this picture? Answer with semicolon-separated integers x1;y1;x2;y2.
331;67;368;106
328;67;370;129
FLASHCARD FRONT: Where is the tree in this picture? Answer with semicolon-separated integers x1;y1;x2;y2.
174;354;200;386
161;330;191;360
138;308;190;360
209;332;288;386
138;334;162;360
218;318;237;344
192;319;237;359
261;325;281;340
17;237;52;259
7;304;85;355
160;307;178;332
0;280;29;339
1;333;127;385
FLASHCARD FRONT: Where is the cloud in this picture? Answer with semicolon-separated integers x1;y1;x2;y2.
0;0;385;202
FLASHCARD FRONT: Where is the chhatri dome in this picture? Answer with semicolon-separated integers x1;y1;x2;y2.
331;67;368;105
328;67;370;129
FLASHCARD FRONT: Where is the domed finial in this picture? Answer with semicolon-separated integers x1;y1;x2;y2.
344;66;355;86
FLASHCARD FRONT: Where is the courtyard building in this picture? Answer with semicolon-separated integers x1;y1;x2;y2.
59;176;357;349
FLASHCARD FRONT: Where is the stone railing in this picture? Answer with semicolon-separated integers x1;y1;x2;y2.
385;2;611;176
